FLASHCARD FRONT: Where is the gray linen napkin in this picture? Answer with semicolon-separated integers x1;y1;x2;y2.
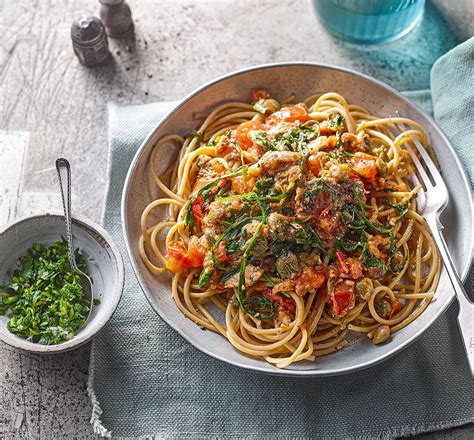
88;41;474;439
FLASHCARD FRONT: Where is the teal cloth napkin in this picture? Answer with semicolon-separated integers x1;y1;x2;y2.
431;37;474;186
88;38;474;439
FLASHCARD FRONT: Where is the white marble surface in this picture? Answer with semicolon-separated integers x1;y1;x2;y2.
0;0;472;438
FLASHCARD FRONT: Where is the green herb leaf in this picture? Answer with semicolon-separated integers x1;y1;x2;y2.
352;189;392;235
221;267;240;282
329;113;345;129
262;273;276;287
198;269;211;288
243;296;274;320
237;223;263;308
248;130;277;151
384;197;413;224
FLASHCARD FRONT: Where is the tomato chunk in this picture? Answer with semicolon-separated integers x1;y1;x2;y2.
266;105;309;125
350;156;378;182
306;153;326;177
349;172;362;180
214;241;228;265
167;241;186;258
294;266;326;295
191;194;205;225
331;279;355;318
235;121;266;149
263;289;295;315
250;88;270;101
216;142;235;157
336;251;363;280
166;238;204;273
346;258;363;280
336;250;349;273
182;240;204;267
391;299;402;317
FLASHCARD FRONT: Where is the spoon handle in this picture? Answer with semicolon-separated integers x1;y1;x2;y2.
55;158;78;271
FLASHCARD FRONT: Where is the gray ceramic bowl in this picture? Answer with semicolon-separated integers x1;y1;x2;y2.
122;63;473;376
0;212;124;353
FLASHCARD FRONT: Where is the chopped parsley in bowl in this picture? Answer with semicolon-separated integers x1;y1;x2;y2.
0;213;124;353
0;239;96;345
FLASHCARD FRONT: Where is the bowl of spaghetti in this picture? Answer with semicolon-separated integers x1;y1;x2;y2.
122;63;472;376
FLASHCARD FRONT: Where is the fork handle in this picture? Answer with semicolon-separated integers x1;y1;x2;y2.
427;216;474;376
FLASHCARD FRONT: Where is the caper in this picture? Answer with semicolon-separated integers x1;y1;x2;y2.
377;158;388;177
372;146;389;162
275;251;299;278
389;251;404;273
251;236;268;258
263;99;280;113
372;325;391;344
374;298;392;319
355;278;373;301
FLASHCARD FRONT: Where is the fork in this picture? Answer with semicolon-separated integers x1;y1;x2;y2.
403;131;474;376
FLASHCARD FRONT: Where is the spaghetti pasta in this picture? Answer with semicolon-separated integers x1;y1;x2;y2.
139;90;440;368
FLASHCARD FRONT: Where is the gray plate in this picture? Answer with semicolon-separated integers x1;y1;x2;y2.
122;63;473;376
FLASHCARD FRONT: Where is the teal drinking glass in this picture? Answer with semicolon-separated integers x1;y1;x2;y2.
313;0;426;44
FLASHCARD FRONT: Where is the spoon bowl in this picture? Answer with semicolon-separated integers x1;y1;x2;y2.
78;271;94;316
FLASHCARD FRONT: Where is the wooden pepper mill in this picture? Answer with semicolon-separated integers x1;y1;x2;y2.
99;0;134;38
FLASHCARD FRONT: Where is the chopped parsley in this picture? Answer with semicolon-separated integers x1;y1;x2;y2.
329;113;345;129
0;239;92;345
198;269;211;288
384;197;413;224
248;130;277;151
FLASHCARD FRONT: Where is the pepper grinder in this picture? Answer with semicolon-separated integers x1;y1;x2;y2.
99;0;134;38
71;15;110;67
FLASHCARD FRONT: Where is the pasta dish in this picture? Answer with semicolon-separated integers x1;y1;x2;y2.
139;90;440;368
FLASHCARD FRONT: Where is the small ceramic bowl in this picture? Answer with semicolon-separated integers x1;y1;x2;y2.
0;212;124;353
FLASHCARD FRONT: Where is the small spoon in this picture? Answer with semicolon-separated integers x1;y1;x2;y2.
55;158;94;322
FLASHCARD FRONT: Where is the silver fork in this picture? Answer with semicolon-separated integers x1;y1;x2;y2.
403;131;474;376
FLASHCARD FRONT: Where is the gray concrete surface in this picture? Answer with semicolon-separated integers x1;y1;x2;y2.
0;0;473;438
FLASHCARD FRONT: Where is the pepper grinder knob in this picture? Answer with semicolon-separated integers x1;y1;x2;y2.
99;0;134;38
